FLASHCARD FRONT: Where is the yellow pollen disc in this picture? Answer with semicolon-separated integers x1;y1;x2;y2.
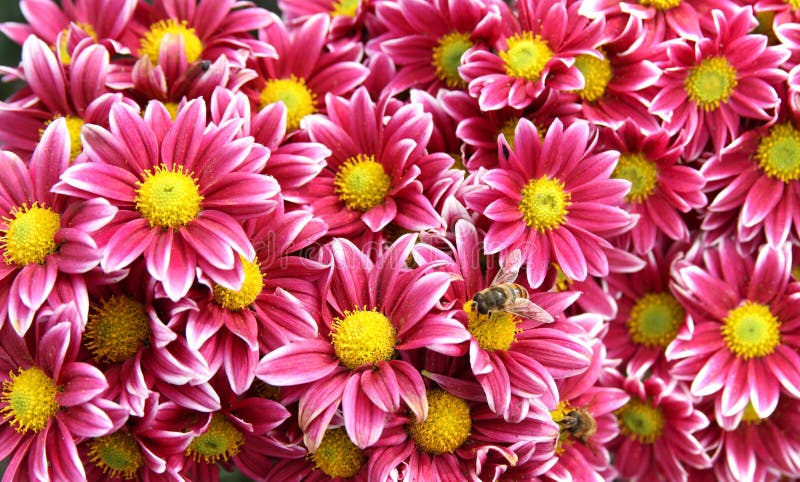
755;123;800;183
1;366;59;433
333;154;392;212
331;0;360;17
140;19;203;65
463;301;519;352
741;402;764;424
626;292;685;348
163;102;180;120
212;257;264;311
56;22;98;65
786;0;800;10
684;56;738;111
518;176;572;232
572;52;613;102
87;431;144;480
639;0;681;9
721;301;781;360
613;152;659;203
85;295;152;363
550;400;573;455
432;31;473;89
258;76;318;132
501;31;554;81
408;389;471;455
134;164;203;228
186;413;244;464
330;307;396;370
615;398;663;444
1;202;61;267
311;428;366;478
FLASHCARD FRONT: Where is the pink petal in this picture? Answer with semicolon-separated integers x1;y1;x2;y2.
342;374;385;448
391;360;428;421
102;217;154;272
361;361;401;413
56;362;108;407
59;403;114;437
256;339;339;386
690;349;733;397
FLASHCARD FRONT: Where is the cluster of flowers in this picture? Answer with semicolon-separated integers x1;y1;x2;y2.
1;0;800;480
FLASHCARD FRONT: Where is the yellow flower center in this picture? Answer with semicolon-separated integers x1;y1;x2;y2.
785;0;800;11
186;413;244;464
550;401;573;455
1;202;61;267
627;292;684;348
572;52;613;102
311;428;366;478
432;32;472;88
518;176;571;232
85;296;152;363
639;0;681;9
56;22;98;65
615;399;663;444
1;366;59;433
721;301;781;360
330;307;396;370
613;152;659;203
331;0;360;17
258;76;318;132
163;102;180;120
463;301;519;352
333;154;392;212
140;19;203;65
408;389;471;455
501;31;553;81
741;402;764;424
755;123;800;183
212;257;264;311
134;164;203;228
684;56;738;111
87;431;144;480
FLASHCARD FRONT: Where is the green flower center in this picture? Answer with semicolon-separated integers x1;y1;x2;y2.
86;295;152;363
432;32;472;88
684;56;738;111
519;176;571;232
572;53;613;102
1;202;61;267
721;301;781;359
333;154;392;212
140;19;203;65
501;32;553;81
755;123;800;183
87;432;144;480
186;413;244;464
627;292;684;348
258;76;318;132
408;389;471;455
134;164;203;228
330;307;396;370
464;301;518;352
613;152;659;203
615;399;663;444
212;257;264;310
0;366;59;433
311;428;366;478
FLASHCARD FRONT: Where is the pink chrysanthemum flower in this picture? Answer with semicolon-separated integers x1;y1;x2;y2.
702;113;800;248
169;203;327;395
464;117;633;288
245;13;368;133
459;0;607;111
441;88;581;171
668;241;800;421
0;119;116;335
86;260;215;417
649;6;790;160
256;235;469;451
0;35;135;161
0;308;128;481
604;241;688;380
53;99;280;301
412;220;593;422
301;87;450;248
706;396;800;481
278;0;373;40
369;0;506;94
607;374;711;481
81;392;194;481
599;121;706;254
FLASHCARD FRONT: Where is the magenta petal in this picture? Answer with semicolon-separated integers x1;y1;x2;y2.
360;361;401;413
155;380;221;412
223;336;258;395
161;98;205;169
102;218;154;272
256;339;339;386
56;362;109;406
391;360;428;421
690;349;732;397
749;358;779;418
720;357;748;416
59;403;115;437
765;345;800;398
49;418;85;480
549;228;588;281
14;262;56;312
477;354;511;417
342;374;385;449
362;198;397;232
297;370;349;431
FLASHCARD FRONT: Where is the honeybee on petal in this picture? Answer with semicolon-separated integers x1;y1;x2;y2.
470;249;553;323
557;407;597;445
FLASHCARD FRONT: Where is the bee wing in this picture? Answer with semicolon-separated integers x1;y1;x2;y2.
491;249;524;285
505;298;554;323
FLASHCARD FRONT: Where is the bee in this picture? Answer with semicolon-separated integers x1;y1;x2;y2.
470;249;553;322
557;407;597;444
